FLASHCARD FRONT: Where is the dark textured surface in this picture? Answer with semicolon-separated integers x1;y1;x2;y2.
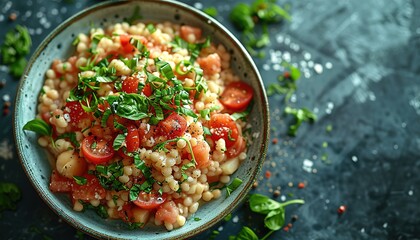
1;0;419;239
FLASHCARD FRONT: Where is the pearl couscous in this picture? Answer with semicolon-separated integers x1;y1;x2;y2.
30;20;253;230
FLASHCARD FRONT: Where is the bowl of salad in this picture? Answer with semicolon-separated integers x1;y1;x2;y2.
14;0;269;239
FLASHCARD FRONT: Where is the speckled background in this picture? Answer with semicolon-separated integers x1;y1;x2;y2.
1;0;419;239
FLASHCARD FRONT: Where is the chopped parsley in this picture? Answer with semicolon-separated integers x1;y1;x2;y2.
0;25;32;77
0;182;21;216
229;0;290;57
284;106;317;136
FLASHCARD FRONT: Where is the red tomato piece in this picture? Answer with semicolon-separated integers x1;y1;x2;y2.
81;136;115;164
126;124;140;153
156;112;187;139
226;135;246;158
122;76;140;94
71;174;106;201
180;25;202;43
192;140;211;168
142;83;152;97
155;201;178;224
49;170;72;192
120;34;135;53
220;81;254;112
63;101;89;130
209;113;239;148
118;203;134;222
133;192;167;210
197;53;221;76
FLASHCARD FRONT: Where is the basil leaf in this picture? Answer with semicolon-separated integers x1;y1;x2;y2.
0;181;21;212
113;134;126;151
73;176;87;185
107;93;149;120
249;194;282;214
230;3;254;31
23;119;52;136
129;184;141;201
226;178;242;196
155;58;175;80
146;23;156;34
264;208;284;231
235;226;259;240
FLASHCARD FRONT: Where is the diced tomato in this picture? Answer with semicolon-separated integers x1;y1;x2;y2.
120;34;135;54
122;76;140;93
138;124;156;147
118;203;134;222
220;81;253;112
180;25;202;43
197;53;221;76
81;136;115;164
192;140;211;168
155;201;178;224
209;113;239;148
126;124;140;153
63;101;89;130
226;135;246;158
142;83;152;97
49;170;72;193
156;112;187;139
133;192;167;210
71;174;106;201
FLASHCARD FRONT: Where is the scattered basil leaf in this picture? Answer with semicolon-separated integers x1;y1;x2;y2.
203;7;218;17
23;119;52;137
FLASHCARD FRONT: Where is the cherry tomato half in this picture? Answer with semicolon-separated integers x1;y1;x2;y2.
209;113;239;148
125;124;140;153
133;191;167;210
156;112;187;139
81;136;115;164
219;81;253;111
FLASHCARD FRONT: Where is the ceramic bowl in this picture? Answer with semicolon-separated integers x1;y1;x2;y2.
14;0;269;239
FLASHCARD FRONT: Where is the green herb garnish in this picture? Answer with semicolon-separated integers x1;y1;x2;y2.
203;7;218;17
0;25;32;77
284;106;316;136
73;176;87;185
0;182;21;216
229;0;290;57
226;178;242;196
79;200;109;219
249;193;304;231
22;119;52;137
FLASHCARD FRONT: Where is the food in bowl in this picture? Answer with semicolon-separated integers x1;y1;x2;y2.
23;20;253;230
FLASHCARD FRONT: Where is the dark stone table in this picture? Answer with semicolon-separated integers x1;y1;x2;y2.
1;0;419;239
